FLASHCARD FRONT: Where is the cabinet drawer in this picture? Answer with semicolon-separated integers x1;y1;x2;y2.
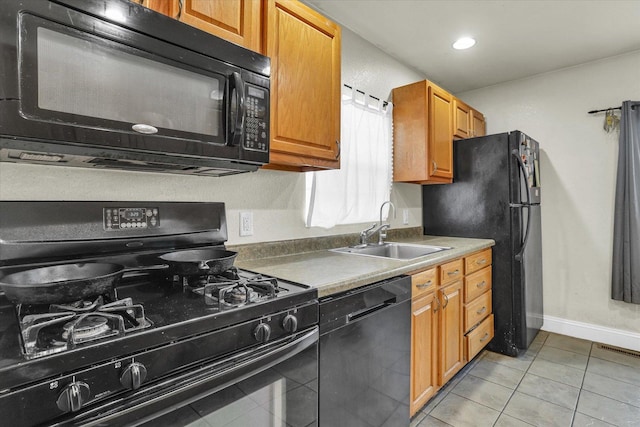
466;314;494;360
411;267;438;298
464;266;492;303
464;291;491;331
440;259;463;285
464;248;491;274
465;249;492;275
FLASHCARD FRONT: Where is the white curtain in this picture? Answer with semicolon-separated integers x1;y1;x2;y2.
306;87;393;228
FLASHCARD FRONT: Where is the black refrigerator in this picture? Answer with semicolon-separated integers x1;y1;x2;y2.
422;130;543;356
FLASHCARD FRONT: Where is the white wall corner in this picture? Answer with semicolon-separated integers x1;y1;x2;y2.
542;315;640;353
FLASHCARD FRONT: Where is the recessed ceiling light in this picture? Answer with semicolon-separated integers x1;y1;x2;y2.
453;37;476;50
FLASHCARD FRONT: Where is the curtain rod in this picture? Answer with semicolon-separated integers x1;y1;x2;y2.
343;84;390;107
588;103;639;114
588;106;621;114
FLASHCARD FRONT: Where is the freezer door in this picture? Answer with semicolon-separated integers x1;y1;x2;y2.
511;204;543;349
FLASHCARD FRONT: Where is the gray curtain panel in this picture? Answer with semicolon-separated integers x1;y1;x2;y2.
611;101;640;303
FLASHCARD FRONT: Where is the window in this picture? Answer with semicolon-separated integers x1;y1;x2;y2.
305;86;393;228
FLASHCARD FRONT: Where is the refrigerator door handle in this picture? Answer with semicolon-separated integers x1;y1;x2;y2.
512;150;533;261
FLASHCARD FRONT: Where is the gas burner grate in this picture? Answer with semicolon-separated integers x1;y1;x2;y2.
17;295;152;359
184;270;282;310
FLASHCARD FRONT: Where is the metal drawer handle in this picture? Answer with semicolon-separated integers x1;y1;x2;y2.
335;140;341;159
447;269;460;276
476;281;486;288
476;259;487;265
479;332;490;342
476;306;487;315
416;280;432;289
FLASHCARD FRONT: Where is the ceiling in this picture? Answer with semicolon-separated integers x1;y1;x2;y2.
304;0;640;94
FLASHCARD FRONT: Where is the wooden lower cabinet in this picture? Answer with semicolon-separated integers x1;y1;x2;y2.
410;248;494;418
410;291;438;415
438;280;464;385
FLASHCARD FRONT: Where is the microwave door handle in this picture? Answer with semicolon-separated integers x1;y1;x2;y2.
228;71;245;146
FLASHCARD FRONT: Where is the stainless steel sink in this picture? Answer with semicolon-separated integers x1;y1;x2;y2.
330;242;451;260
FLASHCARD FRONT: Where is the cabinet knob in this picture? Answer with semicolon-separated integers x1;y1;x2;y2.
120;362;148;391
56;381;90;413
432;160;438;173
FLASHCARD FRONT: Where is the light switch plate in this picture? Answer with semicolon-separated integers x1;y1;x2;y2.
239;211;253;236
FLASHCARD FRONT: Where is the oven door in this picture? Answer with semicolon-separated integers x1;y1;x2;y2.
58;328;318;427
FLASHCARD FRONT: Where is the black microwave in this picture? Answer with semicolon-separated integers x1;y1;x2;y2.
0;0;270;176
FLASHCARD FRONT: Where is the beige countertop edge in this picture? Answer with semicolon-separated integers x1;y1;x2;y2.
236;236;495;298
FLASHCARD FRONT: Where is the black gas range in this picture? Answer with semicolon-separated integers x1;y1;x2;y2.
0;201;319;427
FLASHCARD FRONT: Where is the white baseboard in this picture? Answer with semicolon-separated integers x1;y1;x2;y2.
542;315;640;353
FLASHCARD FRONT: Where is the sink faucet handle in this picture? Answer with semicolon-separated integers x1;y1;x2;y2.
359;223;377;245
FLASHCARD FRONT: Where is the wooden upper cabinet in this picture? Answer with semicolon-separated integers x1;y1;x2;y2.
134;1;262;51
471;109;486;137
264;0;341;170
134;0;172;16
453;98;471;139
176;0;262;51
393;80;453;184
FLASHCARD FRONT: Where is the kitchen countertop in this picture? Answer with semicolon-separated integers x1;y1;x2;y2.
236;235;494;297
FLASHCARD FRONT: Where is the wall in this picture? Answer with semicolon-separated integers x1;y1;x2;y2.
458;50;640;349
0;27;425;246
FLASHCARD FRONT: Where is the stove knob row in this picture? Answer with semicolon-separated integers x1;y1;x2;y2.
282;314;298;333
56;381;90;413
253;323;271;343
120;362;148;391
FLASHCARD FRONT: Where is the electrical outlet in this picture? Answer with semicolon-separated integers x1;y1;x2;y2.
402;209;410;225
239;211;253;236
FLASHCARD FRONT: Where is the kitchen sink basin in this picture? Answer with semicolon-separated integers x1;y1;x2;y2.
330;242;451;260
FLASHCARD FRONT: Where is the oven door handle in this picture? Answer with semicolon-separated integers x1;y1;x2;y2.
63;327;319;427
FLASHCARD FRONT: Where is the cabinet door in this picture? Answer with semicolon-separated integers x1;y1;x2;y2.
133;0;172;16
438;280;464;385
176;0;262;52
428;84;453;180
411;292;439;417
453;98;471;139
471;109;486;137
265;0;341;170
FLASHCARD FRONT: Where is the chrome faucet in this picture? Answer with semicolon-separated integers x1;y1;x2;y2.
377;201;396;245
358;201;396;246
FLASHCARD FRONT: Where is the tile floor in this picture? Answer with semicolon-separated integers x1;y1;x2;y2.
410;331;640;427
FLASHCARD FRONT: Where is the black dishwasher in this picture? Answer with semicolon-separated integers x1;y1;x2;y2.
319;275;411;427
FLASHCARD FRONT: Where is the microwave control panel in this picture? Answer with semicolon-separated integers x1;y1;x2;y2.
103;207;159;231
243;84;269;152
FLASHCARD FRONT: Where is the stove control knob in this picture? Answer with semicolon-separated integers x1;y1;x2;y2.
282;314;298;333
56;381;90;413
120;362;148;390
253;323;271;343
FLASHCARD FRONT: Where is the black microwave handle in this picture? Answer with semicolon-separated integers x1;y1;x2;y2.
228;71;245;147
